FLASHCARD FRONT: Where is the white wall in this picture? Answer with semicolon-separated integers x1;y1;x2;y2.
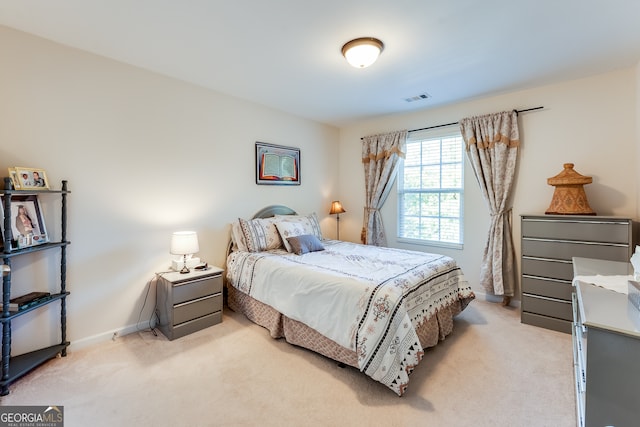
338;67;638;299
3;24;638;355
0;26;340;353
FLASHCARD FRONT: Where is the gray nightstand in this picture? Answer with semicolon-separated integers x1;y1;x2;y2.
156;266;223;340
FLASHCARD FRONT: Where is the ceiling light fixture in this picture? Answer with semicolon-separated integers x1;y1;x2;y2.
341;37;384;68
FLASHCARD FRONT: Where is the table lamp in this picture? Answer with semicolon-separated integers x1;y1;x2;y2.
170;231;200;274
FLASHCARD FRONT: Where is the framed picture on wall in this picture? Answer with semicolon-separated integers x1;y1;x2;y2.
0;195;49;249
255;142;300;185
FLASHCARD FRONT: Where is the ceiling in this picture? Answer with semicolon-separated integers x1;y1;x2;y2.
1;1;640;127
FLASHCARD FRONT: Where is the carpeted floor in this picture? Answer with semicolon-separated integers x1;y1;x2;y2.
0;299;575;427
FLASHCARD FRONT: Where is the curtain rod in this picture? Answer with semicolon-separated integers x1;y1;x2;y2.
408;106;543;133
360;106;544;140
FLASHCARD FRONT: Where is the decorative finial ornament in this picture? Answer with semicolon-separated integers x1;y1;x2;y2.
545;163;595;215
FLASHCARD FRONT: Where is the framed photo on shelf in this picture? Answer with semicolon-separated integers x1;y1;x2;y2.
255;142;300;185
10;167;50;190
8;169;21;190
0;195;49;249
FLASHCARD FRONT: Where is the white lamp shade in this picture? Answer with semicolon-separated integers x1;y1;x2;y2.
342;38;384;68
170;231;199;255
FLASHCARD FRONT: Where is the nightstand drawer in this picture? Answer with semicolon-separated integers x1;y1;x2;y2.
172;312;222;340
173;275;222;305
174;293;222;325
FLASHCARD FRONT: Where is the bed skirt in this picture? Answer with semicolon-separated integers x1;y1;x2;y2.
227;285;474;372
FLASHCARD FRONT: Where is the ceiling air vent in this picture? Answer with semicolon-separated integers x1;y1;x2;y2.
404;92;431;103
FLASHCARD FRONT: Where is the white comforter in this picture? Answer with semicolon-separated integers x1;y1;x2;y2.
226;240;473;395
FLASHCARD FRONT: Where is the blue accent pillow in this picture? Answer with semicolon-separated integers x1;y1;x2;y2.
286;234;325;255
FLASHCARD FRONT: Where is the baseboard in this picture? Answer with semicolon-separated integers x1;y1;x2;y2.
68;321;152;352
68;291;519;352
475;290;521;308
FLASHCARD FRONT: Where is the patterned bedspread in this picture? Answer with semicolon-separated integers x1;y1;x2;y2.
226;240;474;395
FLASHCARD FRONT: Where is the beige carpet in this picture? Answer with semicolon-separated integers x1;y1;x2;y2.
0;299;575;427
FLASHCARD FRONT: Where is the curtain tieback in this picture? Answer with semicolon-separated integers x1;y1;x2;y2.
490;208;512;217
365;207;379;213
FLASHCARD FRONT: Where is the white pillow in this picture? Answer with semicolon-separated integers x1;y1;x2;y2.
275;213;323;253
275;213;322;238
238;217;284;252
230;220;248;252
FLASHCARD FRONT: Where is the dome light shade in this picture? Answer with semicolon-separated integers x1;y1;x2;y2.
341;37;384;68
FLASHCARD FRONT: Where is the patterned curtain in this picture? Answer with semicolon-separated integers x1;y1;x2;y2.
460;111;520;305
361;130;407;246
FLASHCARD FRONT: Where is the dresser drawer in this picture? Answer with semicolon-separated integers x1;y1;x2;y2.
522;276;572;300
174;293;222;325
522;293;572;321
522;312;572;334
173;275;222;305
522;238;629;262
522;217;630;244
522;256;574;281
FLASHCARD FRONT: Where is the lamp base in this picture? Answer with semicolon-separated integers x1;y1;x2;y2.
171;257;201;272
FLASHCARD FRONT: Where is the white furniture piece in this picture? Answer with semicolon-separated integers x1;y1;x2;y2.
156;266;223;340
572;257;639;427
520;214;632;333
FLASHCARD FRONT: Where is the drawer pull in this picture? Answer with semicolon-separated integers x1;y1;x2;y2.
523;237;628;248
523;293;572;304
522;256;573;264
522;218;628;226
173;275;220;287
174;293;218;308
522;274;571;284
522;255;573;264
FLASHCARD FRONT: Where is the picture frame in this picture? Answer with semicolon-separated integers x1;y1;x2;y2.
8;169;20;190
255;142;300;185
10;167;50;190
0;195;49;249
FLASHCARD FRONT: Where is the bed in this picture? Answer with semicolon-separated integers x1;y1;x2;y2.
225;205;475;396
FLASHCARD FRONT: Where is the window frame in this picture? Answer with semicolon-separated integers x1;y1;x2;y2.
396;128;464;249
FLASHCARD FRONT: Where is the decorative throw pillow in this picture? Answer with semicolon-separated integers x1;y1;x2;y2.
230;220;249;252
276;212;322;241
274;221;309;252
238;217;284;252
287;234;325;255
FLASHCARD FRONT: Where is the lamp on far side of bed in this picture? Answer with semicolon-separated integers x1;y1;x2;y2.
329;201;346;240
170;231;200;274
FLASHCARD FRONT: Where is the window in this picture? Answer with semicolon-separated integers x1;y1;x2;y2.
398;130;464;247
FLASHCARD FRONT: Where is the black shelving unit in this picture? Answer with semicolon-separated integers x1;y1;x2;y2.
1;177;70;396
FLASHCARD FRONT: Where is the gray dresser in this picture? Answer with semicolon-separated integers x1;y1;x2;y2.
520;215;632;333
572;257;639;427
